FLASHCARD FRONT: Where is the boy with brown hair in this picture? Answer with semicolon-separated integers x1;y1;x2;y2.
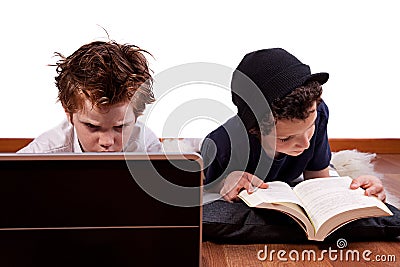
201;48;399;242
19;40;161;153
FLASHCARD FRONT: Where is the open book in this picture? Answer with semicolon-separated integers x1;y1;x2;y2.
238;176;393;241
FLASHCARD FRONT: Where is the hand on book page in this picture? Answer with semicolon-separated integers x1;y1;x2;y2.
220;171;268;203
350;175;386;201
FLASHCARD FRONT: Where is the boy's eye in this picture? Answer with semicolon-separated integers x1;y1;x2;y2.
114;123;131;130
279;137;291;142
85;123;99;129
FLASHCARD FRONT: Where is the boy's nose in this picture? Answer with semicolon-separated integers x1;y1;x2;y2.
99;132;115;149
297;135;310;150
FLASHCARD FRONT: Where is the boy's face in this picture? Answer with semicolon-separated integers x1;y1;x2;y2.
67;99;136;152
261;102;317;157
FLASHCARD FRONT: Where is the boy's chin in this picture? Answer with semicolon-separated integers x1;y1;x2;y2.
285;150;305;157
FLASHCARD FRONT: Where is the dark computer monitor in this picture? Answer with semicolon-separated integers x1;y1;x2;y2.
0;153;203;267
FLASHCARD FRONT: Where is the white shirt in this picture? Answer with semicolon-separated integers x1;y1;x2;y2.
17;119;162;153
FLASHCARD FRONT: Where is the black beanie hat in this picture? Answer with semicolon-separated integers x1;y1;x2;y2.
231;48;329;130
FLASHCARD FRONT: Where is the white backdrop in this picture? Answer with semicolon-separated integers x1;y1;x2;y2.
1;0;399;138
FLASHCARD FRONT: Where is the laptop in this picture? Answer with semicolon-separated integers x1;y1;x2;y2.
0;153;203;267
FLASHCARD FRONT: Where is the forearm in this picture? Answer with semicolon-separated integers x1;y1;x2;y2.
303;167;330;180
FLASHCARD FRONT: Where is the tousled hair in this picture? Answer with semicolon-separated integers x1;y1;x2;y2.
259;81;323;135
54;40;154;117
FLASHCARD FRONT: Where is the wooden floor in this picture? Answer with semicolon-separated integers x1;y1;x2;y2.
375;154;400;209
202;154;400;267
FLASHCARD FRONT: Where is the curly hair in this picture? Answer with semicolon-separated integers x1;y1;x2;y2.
259;81;323;135
54;40;155;117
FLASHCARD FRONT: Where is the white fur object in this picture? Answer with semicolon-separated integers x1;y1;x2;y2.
330;149;378;179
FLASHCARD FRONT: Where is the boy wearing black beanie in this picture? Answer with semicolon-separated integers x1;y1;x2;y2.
201;48;399;243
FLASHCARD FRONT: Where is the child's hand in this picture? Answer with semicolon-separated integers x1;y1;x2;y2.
220;171;268;202
350;175;386;202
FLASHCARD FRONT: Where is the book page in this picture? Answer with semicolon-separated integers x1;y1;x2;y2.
239;181;303;206
293;176;390;232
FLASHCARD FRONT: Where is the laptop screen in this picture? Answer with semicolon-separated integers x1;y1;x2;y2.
0;153;203;267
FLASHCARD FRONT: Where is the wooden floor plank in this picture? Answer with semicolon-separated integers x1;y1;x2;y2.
202;241;400;267
223;244;263;267
377;155;400;169
376;154;400;209
201;242;228;267
374;154;400;174
382;174;400;209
